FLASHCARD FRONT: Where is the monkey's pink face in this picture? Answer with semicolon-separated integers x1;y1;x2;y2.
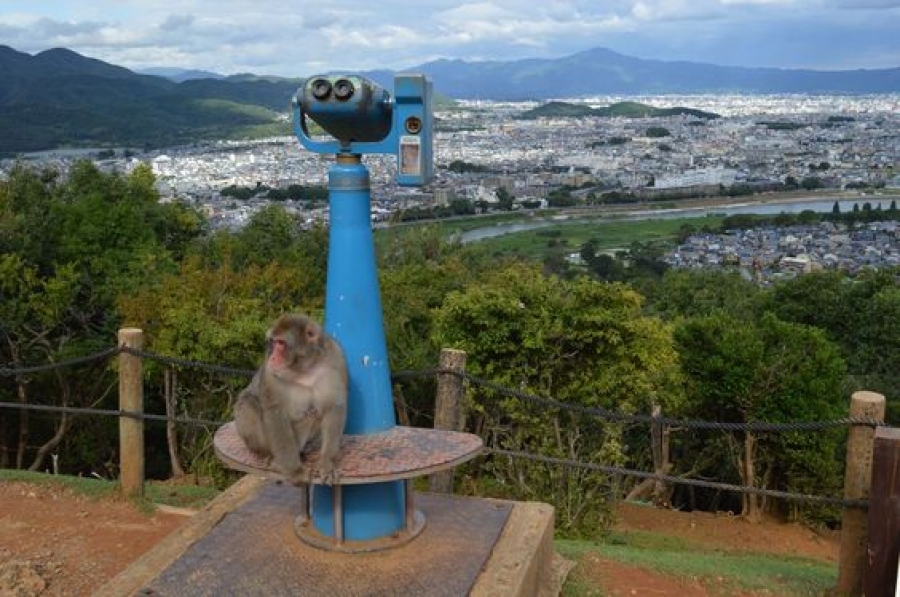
267;337;291;370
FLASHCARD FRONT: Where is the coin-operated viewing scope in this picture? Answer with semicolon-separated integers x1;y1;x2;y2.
292;74;433;186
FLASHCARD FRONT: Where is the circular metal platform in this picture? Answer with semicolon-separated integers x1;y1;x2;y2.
214;422;484;485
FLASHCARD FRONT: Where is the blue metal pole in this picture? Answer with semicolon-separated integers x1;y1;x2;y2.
312;153;405;540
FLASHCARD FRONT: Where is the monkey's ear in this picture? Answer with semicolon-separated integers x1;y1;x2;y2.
305;320;322;344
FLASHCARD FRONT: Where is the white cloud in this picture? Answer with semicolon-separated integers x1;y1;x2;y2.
0;0;895;74
630;0;730;22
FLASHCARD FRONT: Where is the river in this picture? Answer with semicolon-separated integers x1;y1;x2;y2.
458;195;898;243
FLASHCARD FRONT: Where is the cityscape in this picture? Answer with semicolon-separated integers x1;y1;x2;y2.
3;93;899;279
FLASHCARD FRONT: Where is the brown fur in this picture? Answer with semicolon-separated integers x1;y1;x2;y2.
234;314;348;485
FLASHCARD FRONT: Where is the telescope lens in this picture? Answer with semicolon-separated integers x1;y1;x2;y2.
311;78;332;100
333;78;355;101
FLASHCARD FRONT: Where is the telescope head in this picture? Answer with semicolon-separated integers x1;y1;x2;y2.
293;74;434;186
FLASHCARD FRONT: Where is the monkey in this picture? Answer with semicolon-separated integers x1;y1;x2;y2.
233;314;348;486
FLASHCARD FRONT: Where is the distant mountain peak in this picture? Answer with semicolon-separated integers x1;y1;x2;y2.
414;46;900;99
140;67;224;82
0;43;897;154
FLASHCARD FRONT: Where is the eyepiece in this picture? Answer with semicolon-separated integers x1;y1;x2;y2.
333;78;355;101
311;78;332;100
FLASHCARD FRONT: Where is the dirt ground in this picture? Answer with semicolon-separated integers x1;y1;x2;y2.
0;480;839;596
590;502;840;596
0;481;186;597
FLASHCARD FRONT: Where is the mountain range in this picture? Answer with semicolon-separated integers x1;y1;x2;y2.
1;44;897;154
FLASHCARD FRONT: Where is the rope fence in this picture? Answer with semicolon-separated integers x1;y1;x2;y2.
0;344;887;511
486;448;869;509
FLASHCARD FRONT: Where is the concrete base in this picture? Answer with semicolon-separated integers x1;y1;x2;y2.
97;476;559;597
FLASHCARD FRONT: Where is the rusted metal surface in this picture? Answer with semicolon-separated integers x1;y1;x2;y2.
214;422;484;484
140;483;512;596
295;507;426;553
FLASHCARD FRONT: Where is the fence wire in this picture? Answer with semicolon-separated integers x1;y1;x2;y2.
119;346;256;378
0;346;119;377
486;448;867;509
0;401;226;427
0;348;884;432
0;346;885;509
396;367;884;432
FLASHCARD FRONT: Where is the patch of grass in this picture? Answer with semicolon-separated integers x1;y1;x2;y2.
0;469;219;510
480;215;724;259
145;480;220;510
0;468;118;499
556;532;837;596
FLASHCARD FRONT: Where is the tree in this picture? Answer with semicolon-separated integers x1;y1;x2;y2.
433;264;682;535
676;223;697;243
646;126;671;138
119;254;324;480
377;227;492;423
649;270;761;321
495;187;514;211
765;270;900;415
0;254;81;469
547;188;577;207
0;161;202;475
801;176;823;190
449;198;475;215
674;313;846;522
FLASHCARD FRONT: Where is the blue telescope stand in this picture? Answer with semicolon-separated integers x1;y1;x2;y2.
214;74;481;552
311;152;406;542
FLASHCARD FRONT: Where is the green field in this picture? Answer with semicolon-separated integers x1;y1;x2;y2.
377;212;725;261
475;215;725;259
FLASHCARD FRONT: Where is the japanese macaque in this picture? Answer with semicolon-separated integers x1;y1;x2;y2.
234;314;348;485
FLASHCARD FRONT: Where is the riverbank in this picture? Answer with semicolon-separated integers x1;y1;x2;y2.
458;190;900;244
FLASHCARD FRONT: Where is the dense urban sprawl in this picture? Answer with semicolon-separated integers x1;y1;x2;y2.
2;94;898;279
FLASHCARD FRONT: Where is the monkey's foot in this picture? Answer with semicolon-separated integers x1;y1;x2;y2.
286;468;309;487
318;466;340;486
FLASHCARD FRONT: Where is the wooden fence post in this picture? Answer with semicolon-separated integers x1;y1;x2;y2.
836;390;885;596
118;328;145;498
864;426;900;597
429;348;467;493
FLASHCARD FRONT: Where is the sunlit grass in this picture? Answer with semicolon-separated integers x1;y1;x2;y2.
0;469;219;510
478;214;724;259
557;530;836;596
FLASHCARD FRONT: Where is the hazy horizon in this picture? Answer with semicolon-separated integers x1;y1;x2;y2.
1;1;897;78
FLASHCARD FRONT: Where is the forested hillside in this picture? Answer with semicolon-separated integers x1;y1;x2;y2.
0;46;297;153
2;44;898;153
1;161;897;536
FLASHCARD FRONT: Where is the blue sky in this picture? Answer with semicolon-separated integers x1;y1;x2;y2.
1;1;897;76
